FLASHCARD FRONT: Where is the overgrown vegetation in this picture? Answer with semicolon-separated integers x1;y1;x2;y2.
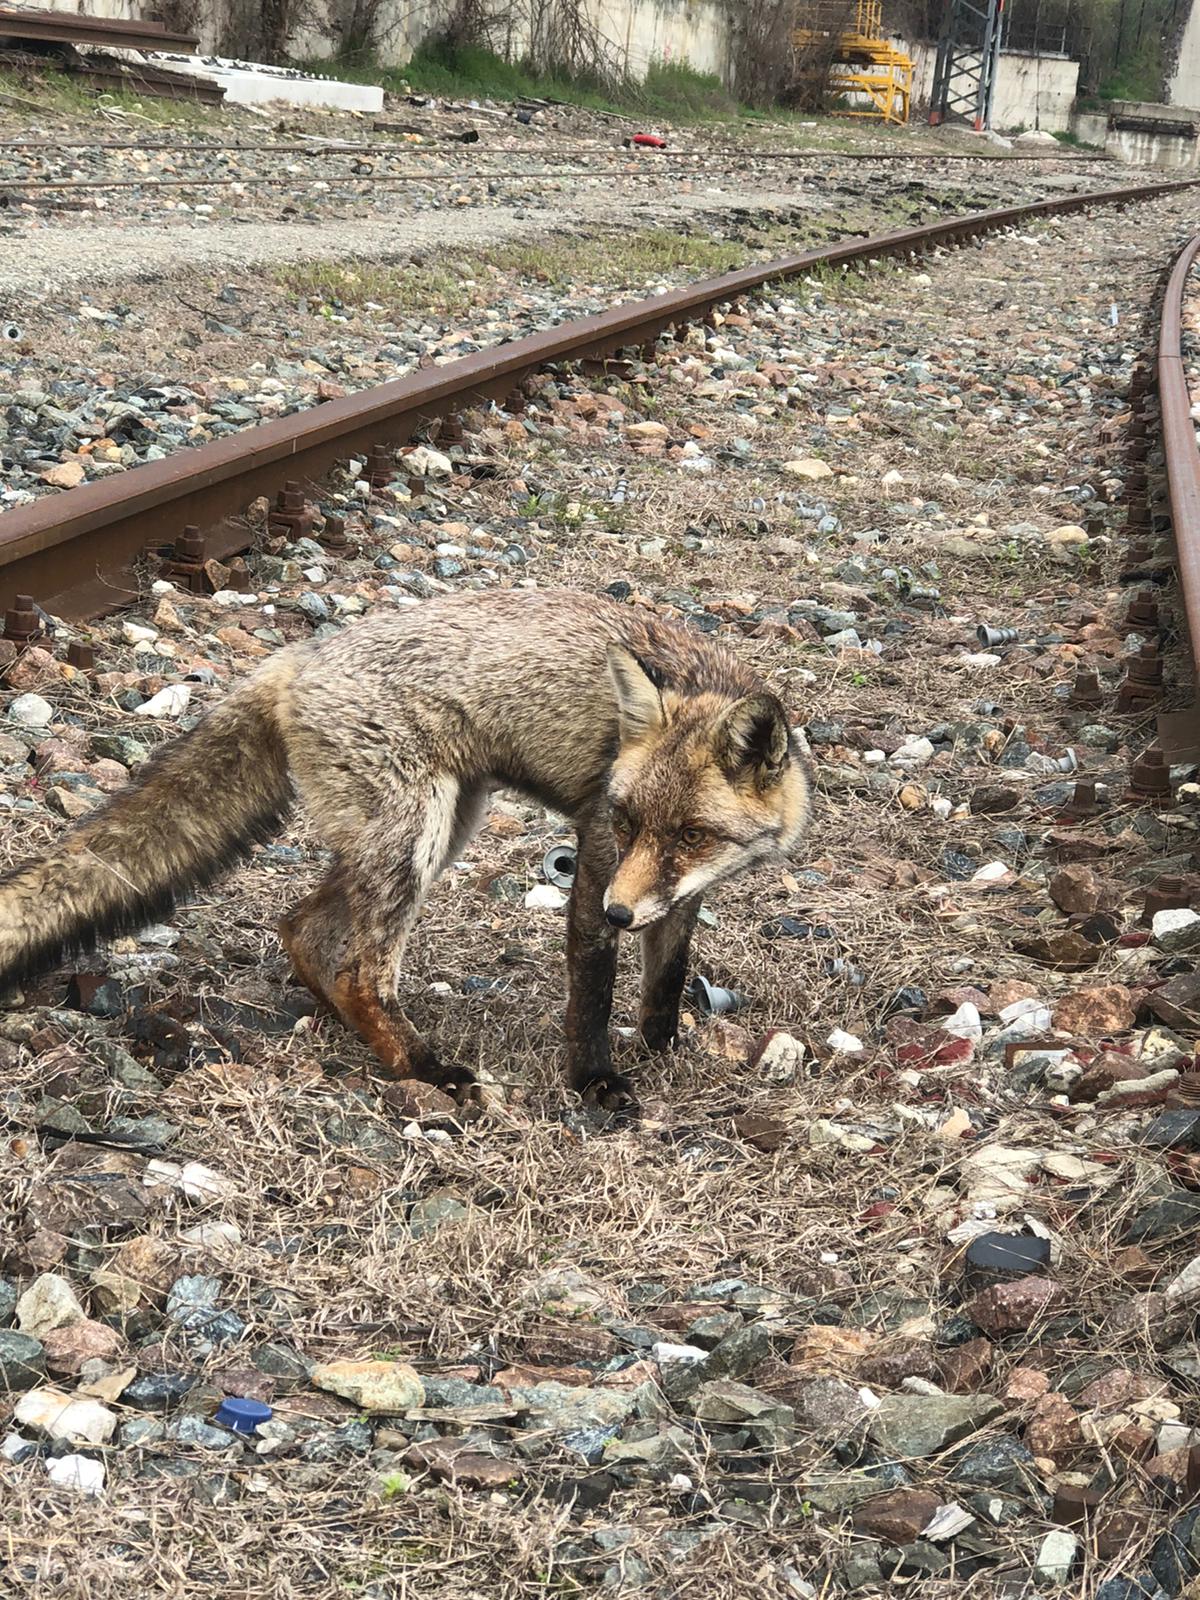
276;229;748;315
0;64;214;126
303;41;742;122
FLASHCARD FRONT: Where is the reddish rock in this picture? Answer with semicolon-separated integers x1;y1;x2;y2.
701;1019;755;1061
1111;1246;1159;1287
1005;1367;1052;1402
380;1079;462;1123
938;1337;994;1394
732;1112;789;1153
857;1338;938;1389
1109;1421;1154;1460
925;986;992;1018
1052;985;1135;1038
969;1276;1067;1335
990;979;1041;1011
1069;1053;1148;1101
1050;865;1105;915
40;1319;127;1376
1077;1368;1165;1411
852;1488;940;1543
1147;1447;1192;1489
405;1439;523;1489
1026;1392;1084;1462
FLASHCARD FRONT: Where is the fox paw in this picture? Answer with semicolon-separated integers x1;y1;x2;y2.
639;1016;679;1055
427;1062;480;1107
577;1071;640;1122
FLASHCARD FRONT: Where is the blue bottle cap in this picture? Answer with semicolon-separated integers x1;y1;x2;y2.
214;1397;273;1434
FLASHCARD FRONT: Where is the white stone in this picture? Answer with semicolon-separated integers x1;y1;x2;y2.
826;1028;864;1054
134;683;191;719
45;1453;105;1496
755;1030;805;1084
940;1002;982;1043
1165;1253;1200;1302
15;1389;116;1445
179;1220;243;1248
1152;908;1200;952
971;860;1010;883
653;1342;708;1366
524;884;566;910
1035;1528;1077;1584
8;693;53;727
782;457;833;479
891;736;935;766
16;1273;86;1338
121;620;158;645
404;445;453;478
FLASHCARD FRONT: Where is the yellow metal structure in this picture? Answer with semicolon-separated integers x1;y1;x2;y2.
792;0;914;124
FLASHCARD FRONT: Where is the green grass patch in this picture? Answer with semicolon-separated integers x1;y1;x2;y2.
0;63;214;125
299;43;747;125
276;228;748;315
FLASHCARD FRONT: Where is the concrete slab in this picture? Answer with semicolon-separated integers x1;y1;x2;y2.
111;49;384;113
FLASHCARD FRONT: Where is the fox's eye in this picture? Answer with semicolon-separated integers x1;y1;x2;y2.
680;825;707;848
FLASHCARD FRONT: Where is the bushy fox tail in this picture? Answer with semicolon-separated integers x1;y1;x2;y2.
0;653;298;989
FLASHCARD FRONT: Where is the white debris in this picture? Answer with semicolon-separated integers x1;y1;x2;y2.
7;693;53;728
970;861;1010;883
16;1389;116;1445
923;1503;976;1541
144;1158;236;1202
404;445;453;477
826;1028;865;1055
45;1453;105;1496
524;884;567;911
940;1002;982;1043
134;683;191;719
891;736;935;766
1152;908;1200;952
121;620;158;645
653;1342;708;1366
16;1274;86;1338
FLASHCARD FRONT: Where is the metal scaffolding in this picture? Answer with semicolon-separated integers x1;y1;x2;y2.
928;0;1004;130
792;0;915;125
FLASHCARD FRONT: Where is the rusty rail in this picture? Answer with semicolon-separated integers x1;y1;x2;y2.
3;175;1198;621
1159;233;1200;739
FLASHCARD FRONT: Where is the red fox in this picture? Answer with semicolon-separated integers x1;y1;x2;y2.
0;590;811;1112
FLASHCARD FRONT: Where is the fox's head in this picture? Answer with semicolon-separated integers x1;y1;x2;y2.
602;645;811;932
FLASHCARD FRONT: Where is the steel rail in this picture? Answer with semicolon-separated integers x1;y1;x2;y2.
3;175;1197;621
1159;234;1200;697
0;137;1111;163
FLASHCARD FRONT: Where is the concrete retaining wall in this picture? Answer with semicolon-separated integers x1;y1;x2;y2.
29;0;1082;129
904;37;1079;131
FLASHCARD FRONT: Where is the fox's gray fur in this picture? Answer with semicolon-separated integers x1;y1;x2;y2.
0;589;811;1110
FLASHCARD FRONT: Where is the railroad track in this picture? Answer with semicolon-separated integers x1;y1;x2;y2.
0;174;1197;632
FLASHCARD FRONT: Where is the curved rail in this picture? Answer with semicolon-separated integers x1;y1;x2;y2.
1159;232;1200;691
3;174;1198;620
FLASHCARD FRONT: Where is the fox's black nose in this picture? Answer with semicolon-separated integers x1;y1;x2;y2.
606;902;634;929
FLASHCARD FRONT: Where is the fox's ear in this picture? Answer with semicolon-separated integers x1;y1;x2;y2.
607;646;665;741
716;693;789;784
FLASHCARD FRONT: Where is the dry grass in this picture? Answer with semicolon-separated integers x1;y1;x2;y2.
1;192;1198;1599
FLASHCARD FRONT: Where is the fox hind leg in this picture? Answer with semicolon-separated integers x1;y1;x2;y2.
339;776;478;1098
279;865;352;1013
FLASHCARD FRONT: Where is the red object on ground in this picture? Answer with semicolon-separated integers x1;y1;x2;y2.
632;133;667;148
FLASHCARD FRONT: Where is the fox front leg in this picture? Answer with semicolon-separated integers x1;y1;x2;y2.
564;818;636;1115
639;895;701;1054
